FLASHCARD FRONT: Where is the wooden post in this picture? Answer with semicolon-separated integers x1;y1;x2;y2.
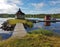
44;15;51;26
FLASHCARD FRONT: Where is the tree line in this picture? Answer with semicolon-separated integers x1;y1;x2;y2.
0;14;60;18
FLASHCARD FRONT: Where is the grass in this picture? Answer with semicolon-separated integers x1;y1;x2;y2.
0;34;60;47
7;19;27;25
0;34;52;47
7;19;33;28
0;29;60;47
28;29;53;36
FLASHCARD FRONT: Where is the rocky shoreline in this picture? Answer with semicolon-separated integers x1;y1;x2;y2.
0;21;16;31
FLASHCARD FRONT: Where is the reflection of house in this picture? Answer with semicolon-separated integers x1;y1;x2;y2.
15;8;25;19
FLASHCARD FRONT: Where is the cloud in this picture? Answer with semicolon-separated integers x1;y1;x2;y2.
0;0;23;14
7;0;23;5
27;7;60;14
48;8;60;14
0;0;60;14
50;0;60;5
28;10;43;14
32;2;45;9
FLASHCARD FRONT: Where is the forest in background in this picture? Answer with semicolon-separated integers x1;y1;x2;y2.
0;14;60;18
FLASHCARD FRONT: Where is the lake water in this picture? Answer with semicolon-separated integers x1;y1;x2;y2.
26;18;60;35
0;18;14;40
0;18;60;40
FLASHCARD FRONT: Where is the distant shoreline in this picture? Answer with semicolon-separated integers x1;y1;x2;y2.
0;14;60;18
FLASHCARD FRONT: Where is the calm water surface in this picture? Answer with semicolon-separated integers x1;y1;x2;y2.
0;18;13;40
0;18;60;39
26;18;60;35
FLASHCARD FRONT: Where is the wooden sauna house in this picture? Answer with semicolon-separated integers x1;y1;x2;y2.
15;8;25;19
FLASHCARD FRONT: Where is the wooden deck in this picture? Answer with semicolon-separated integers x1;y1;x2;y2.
11;23;27;38
38;20;60;22
27;20;60;23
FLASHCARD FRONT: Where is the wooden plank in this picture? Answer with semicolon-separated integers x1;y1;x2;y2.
38;20;60;22
11;23;27;38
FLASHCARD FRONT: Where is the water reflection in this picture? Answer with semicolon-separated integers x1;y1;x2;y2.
0;29;13;40
0;18;13;40
0;18;60;40
26;22;60;35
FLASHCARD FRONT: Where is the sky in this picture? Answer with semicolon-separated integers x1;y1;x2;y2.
0;0;60;14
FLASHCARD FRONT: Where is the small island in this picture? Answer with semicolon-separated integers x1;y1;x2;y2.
0;8;33;31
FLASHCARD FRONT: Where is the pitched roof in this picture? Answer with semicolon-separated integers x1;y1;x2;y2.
16;8;25;15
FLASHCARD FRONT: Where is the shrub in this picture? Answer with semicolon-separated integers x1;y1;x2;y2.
7;19;27;25
23;21;33;28
28;29;53;36
7;19;33;28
